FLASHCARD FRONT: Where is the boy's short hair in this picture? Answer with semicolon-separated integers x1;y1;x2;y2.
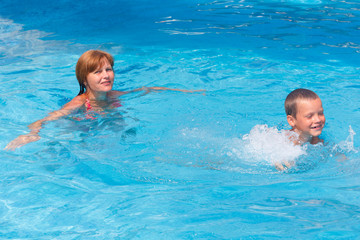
285;88;319;117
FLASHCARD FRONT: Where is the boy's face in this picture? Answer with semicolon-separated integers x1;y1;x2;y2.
287;98;325;140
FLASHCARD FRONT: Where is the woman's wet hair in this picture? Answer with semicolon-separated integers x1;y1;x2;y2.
75;50;114;95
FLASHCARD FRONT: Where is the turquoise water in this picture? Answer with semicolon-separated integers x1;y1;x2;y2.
1;0;360;239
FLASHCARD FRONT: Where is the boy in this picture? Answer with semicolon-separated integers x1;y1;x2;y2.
276;88;326;171
285;88;326;145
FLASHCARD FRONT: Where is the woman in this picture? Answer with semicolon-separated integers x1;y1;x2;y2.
6;50;202;150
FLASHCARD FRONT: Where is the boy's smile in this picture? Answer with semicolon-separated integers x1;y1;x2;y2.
287;98;325;142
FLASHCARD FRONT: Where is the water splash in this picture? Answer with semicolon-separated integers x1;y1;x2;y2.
334;125;357;153
229;124;306;166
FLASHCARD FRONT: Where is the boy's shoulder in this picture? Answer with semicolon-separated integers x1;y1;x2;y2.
284;130;300;145
285;130;323;145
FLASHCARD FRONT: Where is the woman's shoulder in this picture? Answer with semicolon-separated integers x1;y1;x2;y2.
62;94;87;110
109;90;127;97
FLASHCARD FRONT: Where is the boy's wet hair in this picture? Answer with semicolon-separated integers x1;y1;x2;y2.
285;88;319;117
75;50;114;95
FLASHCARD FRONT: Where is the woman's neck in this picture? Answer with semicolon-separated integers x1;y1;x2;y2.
85;91;109;101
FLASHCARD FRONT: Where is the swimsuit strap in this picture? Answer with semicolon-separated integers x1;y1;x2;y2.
83;98;121;120
86;98;122;110
84;98;96;120
85;98;92;111
112;101;122;108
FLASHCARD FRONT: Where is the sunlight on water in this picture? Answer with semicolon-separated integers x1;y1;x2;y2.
0;17;69;60
1;0;360;238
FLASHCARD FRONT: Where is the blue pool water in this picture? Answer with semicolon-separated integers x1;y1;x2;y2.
1;0;360;239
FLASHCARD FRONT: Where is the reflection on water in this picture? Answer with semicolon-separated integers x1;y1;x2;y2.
0;18;72;66
1;0;360;64
154;0;360;64
1;0;360;238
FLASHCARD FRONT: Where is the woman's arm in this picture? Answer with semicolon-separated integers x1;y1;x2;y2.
113;87;206;96
5;96;85;150
142;87;205;93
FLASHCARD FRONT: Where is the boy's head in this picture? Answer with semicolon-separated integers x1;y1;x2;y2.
285;88;325;141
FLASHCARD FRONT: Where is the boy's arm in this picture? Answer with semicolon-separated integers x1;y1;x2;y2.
5;96;84;150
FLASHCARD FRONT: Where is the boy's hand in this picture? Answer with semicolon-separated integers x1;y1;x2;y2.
336;153;347;162
275;160;293;171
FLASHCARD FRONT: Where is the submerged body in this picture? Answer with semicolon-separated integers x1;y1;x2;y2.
276;88;326;170
5;50;203;150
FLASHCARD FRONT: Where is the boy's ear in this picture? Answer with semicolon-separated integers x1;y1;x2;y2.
287;115;296;127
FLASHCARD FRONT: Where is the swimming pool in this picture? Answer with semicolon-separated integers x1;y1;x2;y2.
1;0;360;238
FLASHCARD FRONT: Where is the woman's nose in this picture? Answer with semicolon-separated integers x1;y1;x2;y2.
102;70;109;78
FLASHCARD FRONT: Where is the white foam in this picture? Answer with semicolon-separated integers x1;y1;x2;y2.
334;125;357;153
228;124;306;165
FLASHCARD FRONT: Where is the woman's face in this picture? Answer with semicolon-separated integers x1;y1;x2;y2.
85;58;114;96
